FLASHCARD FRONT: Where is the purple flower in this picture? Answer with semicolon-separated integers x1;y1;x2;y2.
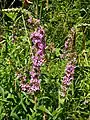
65;40;69;49
37;43;44;49
65;64;75;74
61;63;75;96
30;70;37;78
29;27;45;93
27;17;33;24
30;79;40;92
20;83;27;91
36;49;43;55
20;26;45;94
32;39;41;44
63;76;70;85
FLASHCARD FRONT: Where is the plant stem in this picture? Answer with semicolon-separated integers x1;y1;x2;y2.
43;112;47;120
46;0;48;11
71;27;76;52
39;0;43;19
34;95;37;112
58;88;61;108
82;26;87;50
35;0;38;18
22;14;31;46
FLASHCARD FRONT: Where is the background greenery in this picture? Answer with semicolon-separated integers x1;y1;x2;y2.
0;0;90;119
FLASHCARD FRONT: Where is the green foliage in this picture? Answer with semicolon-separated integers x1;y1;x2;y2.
0;0;90;119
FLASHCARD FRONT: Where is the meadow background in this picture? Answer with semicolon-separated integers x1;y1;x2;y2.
0;0;90;119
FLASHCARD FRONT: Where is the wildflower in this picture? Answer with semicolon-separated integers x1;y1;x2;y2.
61;63;75;96
65;64;75;75
29;27;45;93
65;40;69;49
20;26;46;93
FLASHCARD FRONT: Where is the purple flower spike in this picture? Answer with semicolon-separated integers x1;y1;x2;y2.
20;26;45;93
61;63;75;97
29;27;45;93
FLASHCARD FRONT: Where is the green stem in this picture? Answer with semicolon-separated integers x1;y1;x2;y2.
72;79;74;96
35;0;38;18
82;28;86;50
22;14;31;47
71;27;76;52
58;88;61;108
34;95;37;112
39;0;43;19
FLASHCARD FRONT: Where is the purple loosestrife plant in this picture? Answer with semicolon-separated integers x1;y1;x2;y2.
20;26;46;94
29;27;45;93
61;63;75;97
61;62;76;97
61;28;76;97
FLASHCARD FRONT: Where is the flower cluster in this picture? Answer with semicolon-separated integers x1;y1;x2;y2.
20;27;46;93
65;39;69;49
64;37;72;50
60;28;76;97
61;62;75;97
60;37;72;59
30;27;45;92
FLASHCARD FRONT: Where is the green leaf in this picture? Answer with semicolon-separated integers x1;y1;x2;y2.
20;98;27;112
52;108;63;116
55;48;60;57
37;105;52;116
11;105;18;115
10;113;19;120
5;12;17;21
26;114;33;120
52;108;63;120
0;86;4;98
38;96;51;101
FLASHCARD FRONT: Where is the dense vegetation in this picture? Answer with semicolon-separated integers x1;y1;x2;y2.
0;0;90;119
